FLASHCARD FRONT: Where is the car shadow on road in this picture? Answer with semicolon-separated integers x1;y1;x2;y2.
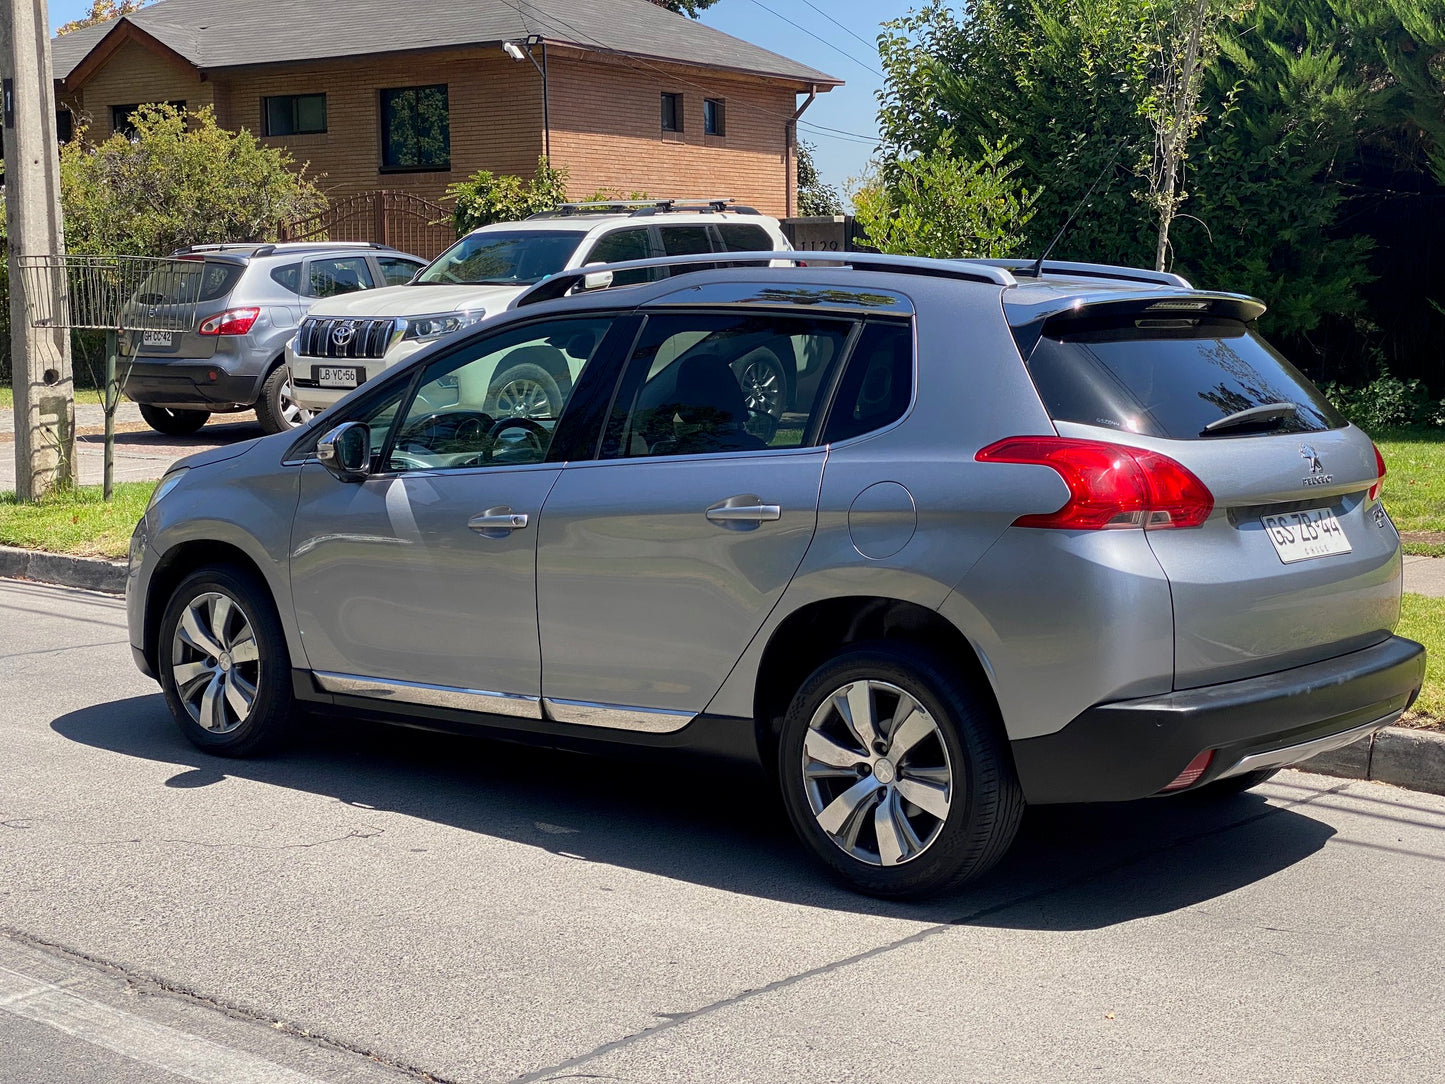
52;695;1336;928
77;419;265;450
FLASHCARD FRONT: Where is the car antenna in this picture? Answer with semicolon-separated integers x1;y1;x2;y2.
1028;141;1128;279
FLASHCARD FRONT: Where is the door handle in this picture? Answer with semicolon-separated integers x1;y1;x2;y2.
468;507;529;537
706;495;781;529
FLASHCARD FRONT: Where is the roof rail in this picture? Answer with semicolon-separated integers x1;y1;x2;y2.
980;259;1193;290
526;198;759;219
513;250;1016;308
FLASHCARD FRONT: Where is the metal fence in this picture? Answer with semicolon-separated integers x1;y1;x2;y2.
17;255;205;332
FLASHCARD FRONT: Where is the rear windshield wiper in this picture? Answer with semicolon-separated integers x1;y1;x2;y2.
1201;401;1297;436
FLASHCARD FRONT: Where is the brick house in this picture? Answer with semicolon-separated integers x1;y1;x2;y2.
49;0;841;240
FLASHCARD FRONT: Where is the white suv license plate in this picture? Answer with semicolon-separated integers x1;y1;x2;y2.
316;366;360;389
1262;508;1352;564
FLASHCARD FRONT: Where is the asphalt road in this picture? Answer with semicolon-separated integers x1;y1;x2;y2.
2;578;1444;1083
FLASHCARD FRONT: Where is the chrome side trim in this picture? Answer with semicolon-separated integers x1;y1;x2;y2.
314;672;541;719
1213;715;1397;781
543;698;695;733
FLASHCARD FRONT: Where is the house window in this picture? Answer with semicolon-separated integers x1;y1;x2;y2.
56;109;74;143
111;100;186;137
264;94;327;136
380;84;450;171
704;98;725;136
661;92;682;133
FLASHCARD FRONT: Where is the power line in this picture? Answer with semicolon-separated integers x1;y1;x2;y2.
794;0;882;55
744;0;883;78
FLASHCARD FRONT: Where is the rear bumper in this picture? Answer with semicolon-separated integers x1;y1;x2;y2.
1011;635;1425;804
123;361;260;410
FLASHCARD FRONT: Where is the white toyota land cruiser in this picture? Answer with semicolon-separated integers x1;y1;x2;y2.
286;200;792;419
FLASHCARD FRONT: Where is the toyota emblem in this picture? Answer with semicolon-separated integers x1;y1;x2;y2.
331;322;356;348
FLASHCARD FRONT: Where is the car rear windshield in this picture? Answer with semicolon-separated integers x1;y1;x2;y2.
414;230;584;286
133;260;242;305
1022;315;1346;438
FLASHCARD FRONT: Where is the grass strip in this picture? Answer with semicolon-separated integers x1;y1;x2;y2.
1398;593;1445;728
0;482;154;559
1376;430;1445;554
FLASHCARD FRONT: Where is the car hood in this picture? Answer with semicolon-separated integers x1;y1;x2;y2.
302;283;525;320
170;437;260;473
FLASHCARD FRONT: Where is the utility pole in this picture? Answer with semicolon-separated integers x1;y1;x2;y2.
2;0;72;500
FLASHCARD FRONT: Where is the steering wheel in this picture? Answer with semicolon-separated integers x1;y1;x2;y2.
397;410;495;454
487;417;549;461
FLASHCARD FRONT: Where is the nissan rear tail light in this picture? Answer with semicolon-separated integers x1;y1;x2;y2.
976;436;1214;530
198;307;261;336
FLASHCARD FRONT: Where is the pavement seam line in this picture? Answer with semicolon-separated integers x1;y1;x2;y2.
508;783;1347;1084
0;928;459;1084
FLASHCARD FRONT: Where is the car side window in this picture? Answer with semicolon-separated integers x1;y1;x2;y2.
820;321;914;443
585;228;659;286
269;263;302;293
658;225;717;275
387;317;613;472
716;223;774;251
307;257;376;298
376;256;422;286
601;312;854;459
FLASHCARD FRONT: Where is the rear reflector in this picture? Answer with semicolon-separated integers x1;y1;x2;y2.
1369;443;1386;503
198;307;260;336
1162;750;1215;791
976;436;1214;530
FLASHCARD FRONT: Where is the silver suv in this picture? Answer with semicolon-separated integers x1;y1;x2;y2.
285;200;792;418
126;252;1424;898
123;242;426;435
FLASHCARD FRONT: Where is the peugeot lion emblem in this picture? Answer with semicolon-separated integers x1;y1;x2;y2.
1300;444;1332;487
331;322;357;348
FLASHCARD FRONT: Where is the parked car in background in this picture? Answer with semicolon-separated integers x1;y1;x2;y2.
285;200;793;422
123;242;427;436
128;251;1423;898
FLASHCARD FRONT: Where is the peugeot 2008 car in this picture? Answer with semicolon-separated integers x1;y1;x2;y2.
127;251;1423;898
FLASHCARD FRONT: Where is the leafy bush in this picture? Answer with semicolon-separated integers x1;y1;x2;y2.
447;158;568;234
60;104;326;257
1320;371;1445;433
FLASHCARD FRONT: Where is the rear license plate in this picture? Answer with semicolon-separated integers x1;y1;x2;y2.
1261;508;1352;564
142;330;173;348
315;366;360;389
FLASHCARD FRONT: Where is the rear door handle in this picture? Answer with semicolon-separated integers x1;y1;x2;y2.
706;495;781;528
468;507;529;537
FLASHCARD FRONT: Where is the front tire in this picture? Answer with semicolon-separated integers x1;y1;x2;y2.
157;565;294;756
778;643;1023;898
139;404;209;436
255;365;314;433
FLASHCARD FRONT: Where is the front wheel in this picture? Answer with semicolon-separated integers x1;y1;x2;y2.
255;365;314;433
139;404;209;436
157;565;294;756
778;643;1023;898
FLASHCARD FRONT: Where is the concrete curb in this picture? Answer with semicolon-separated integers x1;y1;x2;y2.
1299;726;1445;797
0;545;127;595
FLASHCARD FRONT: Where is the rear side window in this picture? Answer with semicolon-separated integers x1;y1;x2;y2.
1024;317;1346;438
195;261;243;302
716;224;774;251
822;322;913;443
270;263;301;292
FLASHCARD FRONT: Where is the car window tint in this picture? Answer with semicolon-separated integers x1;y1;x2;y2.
585;228;658;286
821;321;914;443
307;257;376;298
389;317;612;471
601;312;855;458
269;263;301;293
658;225;716;275
716;223;774;251
377;256;421;286
1025;317;1346;438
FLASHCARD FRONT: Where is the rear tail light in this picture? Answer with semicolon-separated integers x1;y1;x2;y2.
198;307;261;336
1369;443;1386;503
976;436;1214;530
1162;750;1215;791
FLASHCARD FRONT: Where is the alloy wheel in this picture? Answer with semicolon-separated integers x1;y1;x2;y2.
740;358;783;416
801;679;954;866
494;377;553;419
278;379;314;428
169;591;261;734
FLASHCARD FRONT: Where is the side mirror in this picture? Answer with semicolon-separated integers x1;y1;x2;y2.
581;263;614;291
316;422;372;483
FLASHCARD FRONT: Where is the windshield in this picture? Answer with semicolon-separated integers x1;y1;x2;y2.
414;230;585;286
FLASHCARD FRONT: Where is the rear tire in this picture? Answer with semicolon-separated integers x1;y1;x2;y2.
488;362;563;420
139;404;209;436
255;365;314;434
778;642;1024;898
157;565;294;757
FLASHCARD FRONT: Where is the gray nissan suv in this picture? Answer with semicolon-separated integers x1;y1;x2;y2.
125;251;1424;898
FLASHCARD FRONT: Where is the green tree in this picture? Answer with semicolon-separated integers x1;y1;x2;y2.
852;135;1040;259
59;104;326;256
648;0;721;16
796;140;843;216
446;157;569;234
57;0;151;34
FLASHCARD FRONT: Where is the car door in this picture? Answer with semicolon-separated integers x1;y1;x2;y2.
535;308;859;730
288;313;620;718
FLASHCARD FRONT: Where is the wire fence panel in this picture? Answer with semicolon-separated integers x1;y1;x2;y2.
17;255;205;332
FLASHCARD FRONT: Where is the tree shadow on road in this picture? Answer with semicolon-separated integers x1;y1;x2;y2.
52;694;1336;928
